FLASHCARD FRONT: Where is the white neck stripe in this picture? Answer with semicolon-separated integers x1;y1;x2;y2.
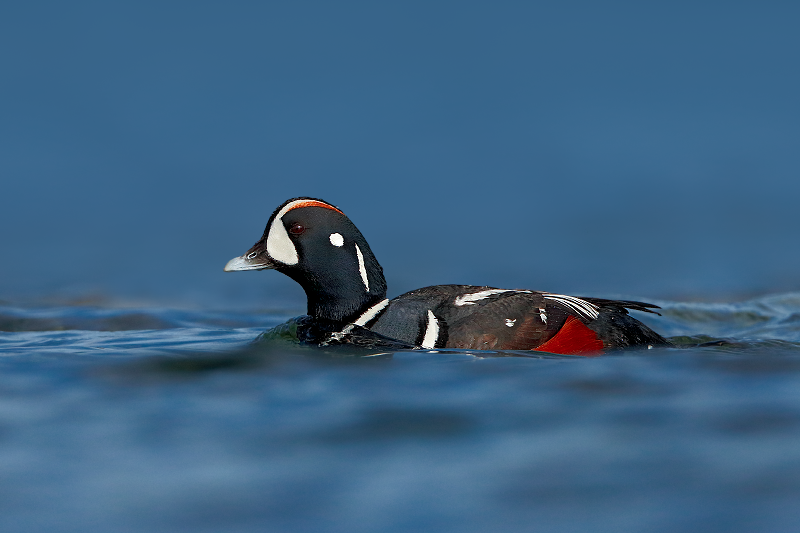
355;243;369;292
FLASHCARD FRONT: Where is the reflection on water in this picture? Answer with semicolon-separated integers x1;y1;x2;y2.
2;295;800;532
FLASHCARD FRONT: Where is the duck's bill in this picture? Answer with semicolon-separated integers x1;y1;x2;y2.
223;241;277;272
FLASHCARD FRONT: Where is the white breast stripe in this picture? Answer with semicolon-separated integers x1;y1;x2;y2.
539;308;547;324
355;243;369;292
353;299;389;326
421;310;439;349
454;289;519;306
543;294;600;320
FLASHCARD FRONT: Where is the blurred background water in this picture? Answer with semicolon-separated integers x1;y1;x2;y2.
2;2;800;532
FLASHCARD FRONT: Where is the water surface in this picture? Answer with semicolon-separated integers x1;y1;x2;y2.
2;294;800;532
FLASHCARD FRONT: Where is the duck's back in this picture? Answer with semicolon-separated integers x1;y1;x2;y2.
363;285;667;354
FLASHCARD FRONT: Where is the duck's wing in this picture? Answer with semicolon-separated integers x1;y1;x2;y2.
441;291;604;354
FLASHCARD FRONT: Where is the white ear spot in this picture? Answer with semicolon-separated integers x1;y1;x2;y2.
329;233;344;247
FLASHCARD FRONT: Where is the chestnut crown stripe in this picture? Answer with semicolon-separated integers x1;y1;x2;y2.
282;199;344;216
266;199;345;266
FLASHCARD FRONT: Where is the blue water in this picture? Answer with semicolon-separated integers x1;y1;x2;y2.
3;294;800;533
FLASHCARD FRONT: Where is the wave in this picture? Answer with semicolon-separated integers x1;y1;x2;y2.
3;292;800;358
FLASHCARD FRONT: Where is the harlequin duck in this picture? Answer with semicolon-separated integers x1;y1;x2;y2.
224;197;668;355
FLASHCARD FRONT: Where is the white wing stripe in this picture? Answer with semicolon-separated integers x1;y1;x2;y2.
454;289;520;306
564;299;597;318
543;294;600;320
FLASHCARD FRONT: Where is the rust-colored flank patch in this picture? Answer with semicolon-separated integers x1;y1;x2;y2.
534;315;604;356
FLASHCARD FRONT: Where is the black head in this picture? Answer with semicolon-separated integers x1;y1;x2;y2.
224;197;387;323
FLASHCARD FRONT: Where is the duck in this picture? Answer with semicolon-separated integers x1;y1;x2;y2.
224;197;668;355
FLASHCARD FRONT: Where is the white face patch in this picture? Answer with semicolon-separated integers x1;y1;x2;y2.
266;220;298;265
329;233;344;247
505;318;516;327
265;199;343;266
265;200;310;266
421;310;439;349
539;308;547;324
355;243;369;292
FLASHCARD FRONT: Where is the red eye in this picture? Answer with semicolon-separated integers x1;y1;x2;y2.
289;223;306;235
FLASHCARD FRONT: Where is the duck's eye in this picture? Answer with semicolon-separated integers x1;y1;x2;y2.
289;223;306;236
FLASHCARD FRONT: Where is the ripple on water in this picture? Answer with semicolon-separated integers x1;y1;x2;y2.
2;297;800;532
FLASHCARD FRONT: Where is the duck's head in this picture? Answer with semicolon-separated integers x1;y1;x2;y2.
224;197;387;323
